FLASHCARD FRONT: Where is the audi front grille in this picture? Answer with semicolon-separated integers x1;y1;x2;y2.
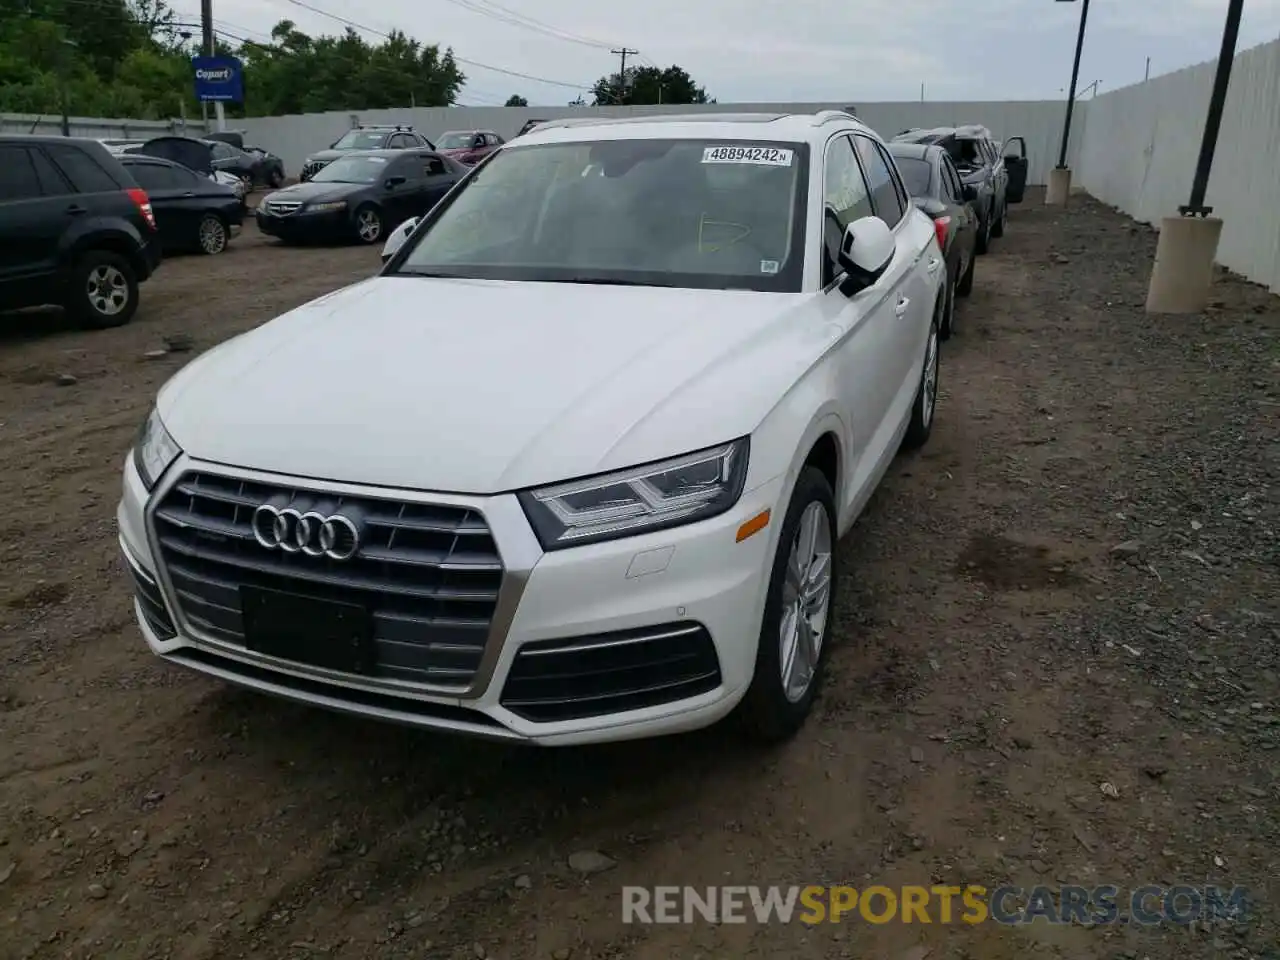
151;471;504;689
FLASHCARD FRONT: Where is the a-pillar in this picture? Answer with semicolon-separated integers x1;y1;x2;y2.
1046;167;1072;205
1145;215;1223;314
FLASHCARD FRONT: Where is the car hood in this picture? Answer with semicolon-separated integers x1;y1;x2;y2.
157;278;823;494
261;182;362;204
306;149;349;163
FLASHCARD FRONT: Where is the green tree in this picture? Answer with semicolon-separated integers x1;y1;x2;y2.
591;64;710;107
504;94;527;106
0;2;465;119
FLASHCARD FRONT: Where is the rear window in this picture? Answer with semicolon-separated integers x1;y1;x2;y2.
46;144;121;193
894;157;933;198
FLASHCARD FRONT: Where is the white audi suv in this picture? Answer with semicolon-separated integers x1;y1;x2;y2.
118;111;945;746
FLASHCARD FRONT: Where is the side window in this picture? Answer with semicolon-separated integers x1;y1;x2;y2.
944;160;965;202
0;146;43;200
822;134;874;284
209;142;233;160
853;136;905;228
425;155;447;176
45;144;119;193
387;134;407;149
936;160;956;203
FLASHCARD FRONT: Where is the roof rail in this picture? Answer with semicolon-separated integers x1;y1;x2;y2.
520;116;606;132
810;109;858;127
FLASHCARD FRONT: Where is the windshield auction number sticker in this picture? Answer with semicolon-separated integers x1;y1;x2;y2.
702;146;793;166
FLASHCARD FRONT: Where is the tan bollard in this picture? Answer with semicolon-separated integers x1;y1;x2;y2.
1045;168;1072;205
1145;215;1224;314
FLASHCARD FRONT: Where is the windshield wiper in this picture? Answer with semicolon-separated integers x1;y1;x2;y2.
562;277;678;288
396;269;471;278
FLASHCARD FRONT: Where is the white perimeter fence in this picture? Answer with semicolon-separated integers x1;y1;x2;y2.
7;35;1280;291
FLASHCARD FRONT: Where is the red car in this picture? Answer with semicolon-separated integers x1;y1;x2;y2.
435;130;504;165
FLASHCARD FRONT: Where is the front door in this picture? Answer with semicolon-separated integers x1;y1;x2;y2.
1003;136;1029;203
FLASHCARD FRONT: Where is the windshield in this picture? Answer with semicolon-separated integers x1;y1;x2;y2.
311;155;391;183
331;130;389;150
894;157;933;197
437;132;475;150
392;138;809;292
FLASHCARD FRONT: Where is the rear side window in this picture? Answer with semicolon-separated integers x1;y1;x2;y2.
853;135;906;228
45;144;120;193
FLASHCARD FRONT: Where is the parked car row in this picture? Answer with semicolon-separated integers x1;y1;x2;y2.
118;109;1024;749
298;122;509;182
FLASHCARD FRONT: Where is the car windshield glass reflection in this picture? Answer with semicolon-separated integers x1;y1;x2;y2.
894;158;933;197
437;133;475;149
332;131;389;150
393;138;808;293
311;156;389;183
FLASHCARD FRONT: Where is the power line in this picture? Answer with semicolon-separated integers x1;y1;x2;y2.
275;0;594;89
435;0;618;51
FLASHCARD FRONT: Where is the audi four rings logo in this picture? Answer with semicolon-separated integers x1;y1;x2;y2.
252;505;360;560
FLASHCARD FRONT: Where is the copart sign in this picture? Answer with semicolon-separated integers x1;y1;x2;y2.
192;55;244;103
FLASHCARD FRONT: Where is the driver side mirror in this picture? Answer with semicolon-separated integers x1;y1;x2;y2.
837;216;895;294
962;185;978;203
385;175;406;189
380;216;419;264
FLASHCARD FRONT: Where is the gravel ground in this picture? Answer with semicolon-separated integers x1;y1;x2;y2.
0;194;1276;960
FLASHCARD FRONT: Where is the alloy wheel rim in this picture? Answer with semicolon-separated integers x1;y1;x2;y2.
921;325;939;428
358;211;381;242
86;265;128;315
200;218;225;253
779;501;833;703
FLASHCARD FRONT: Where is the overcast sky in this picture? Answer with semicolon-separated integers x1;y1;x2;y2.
198;0;1280;106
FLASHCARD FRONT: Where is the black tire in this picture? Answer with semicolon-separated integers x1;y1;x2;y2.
975;206;992;254
67;250;138;329
739;466;838;744
353;204;384;245
196;214;228;255
902;312;940;450
268;168;284;189
939;266;957;341
990;200;1006;238
956;248;976;297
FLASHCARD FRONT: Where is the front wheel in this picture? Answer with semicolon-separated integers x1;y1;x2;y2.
902;312;940;450
739;466;837;744
956;248;976;297
991;200;1006;238
353;205;383;245
939;266;957;340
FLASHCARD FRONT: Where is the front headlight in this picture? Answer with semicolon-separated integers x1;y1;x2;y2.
133;407;181;491
518;438;749;550
307;201;347;213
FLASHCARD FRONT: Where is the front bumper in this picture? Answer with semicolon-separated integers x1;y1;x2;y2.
117;455;782;746
255;209;349;241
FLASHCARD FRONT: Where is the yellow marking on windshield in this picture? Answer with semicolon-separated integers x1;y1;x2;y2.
697;214;751;253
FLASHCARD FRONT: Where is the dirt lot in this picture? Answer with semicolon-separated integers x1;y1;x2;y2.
1;198;1278;960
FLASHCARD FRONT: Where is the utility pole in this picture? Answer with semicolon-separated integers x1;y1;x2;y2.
200;0;213;130
1144;56;1151;81
1047;0;1090;205
610;47;638;103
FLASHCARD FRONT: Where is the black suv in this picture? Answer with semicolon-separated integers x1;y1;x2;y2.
0;135;162;328
300;124;435;181
893;124;1022;254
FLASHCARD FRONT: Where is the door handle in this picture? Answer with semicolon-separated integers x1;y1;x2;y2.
926;257;941;274
66;204;86;215
182;192;195;198
894;297;910;317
